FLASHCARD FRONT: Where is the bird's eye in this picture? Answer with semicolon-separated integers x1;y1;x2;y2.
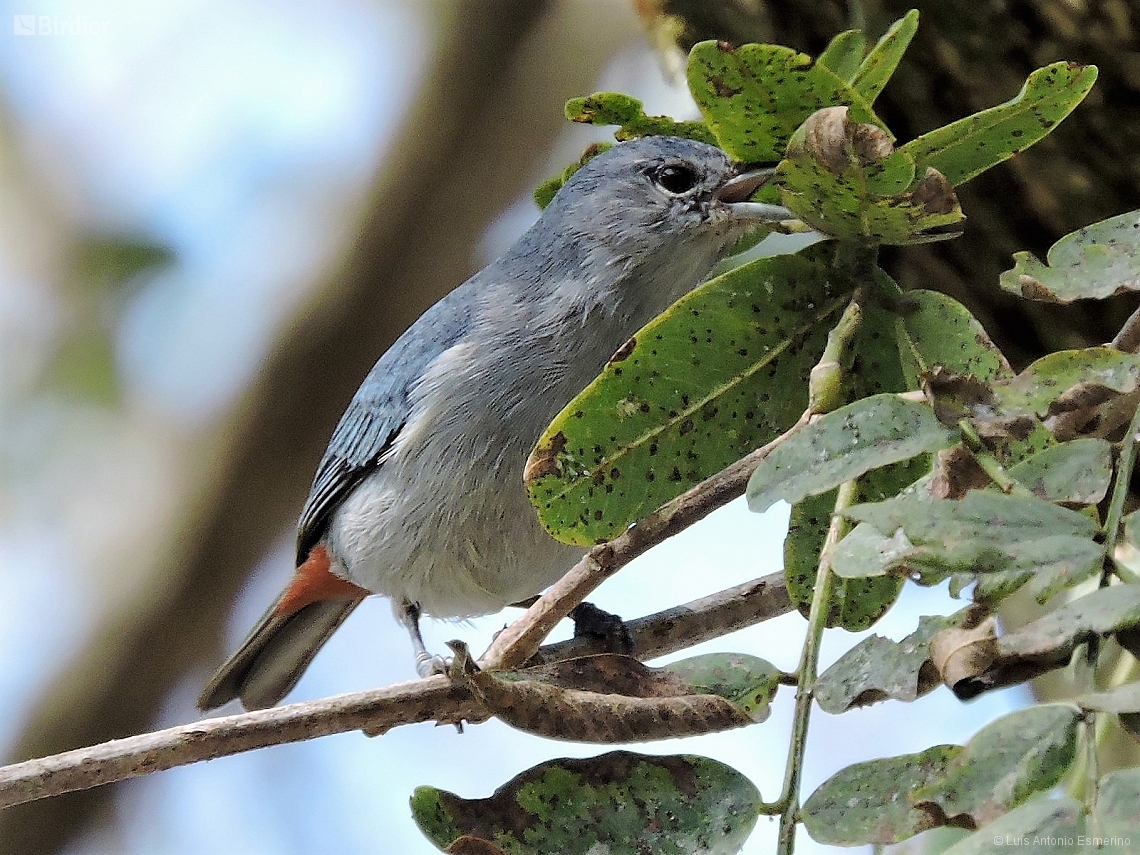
653;163;699;194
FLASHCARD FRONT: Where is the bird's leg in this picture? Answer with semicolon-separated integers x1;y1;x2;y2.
399;599;448;677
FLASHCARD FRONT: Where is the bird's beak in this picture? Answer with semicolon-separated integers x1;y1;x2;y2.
715;167;791;223
715;167;774;203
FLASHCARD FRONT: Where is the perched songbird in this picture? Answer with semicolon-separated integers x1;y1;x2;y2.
198;135;788;711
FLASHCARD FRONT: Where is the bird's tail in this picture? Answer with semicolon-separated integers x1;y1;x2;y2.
198;546;367;711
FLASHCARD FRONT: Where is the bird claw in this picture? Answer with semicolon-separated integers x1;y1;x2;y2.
415;652;449;678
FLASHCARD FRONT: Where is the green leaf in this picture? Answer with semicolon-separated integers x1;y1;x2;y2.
776;108;964;245
941;796;1086;854
1093;768;1140;839
564;92;717;145
996;584;1140;661
747;394;955;512
802;745;961;845
895;289;1013;385
1000;209;1140;303
71;234;175;292
846;490;1100;546
44;327;120;404
830;519;911;579
527;245;851;545
816;610;976;713
815;29;866;82
840;491;1103;596
664;653;782;721
899;61;1098;187
850;10;920;103
913;704;1081;826
687;40;886;163
1073;681;1140;713
992;346;1140;417
1005;438;1113;505
784;490;904;629
411;752;761;855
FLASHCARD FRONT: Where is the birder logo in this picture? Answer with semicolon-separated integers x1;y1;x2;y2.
12;14;109;35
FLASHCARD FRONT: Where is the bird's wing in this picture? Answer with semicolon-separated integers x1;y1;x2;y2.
295;290;474;563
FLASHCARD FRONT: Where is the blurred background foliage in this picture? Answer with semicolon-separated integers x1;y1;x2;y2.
0;1;1136;854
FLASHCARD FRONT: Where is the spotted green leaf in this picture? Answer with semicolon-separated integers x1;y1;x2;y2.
815;30;866;82
527;245;852;545
941;796;1086;854
899;62;1098;187
802;745;961;845
912;704;1081;826
992;347;1140;417
687;40;886;163
776;109;964;245
841;491;1103;594
664;653;782;721
815;609;977;713
1093;768;1140;839
895;289;1013;385
411;752;760;855
1000;209;1140;303
996;584;1140;662
747;394;955;512
849;10;920;104
564;92;716;145
1005;438;1112;505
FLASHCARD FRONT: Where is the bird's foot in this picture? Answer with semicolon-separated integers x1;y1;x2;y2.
571;601;635;655
415;651;450;678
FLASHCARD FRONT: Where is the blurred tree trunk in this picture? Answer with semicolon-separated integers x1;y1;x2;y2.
0;2;638;853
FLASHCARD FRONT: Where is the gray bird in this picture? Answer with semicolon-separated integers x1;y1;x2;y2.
198;135;789;711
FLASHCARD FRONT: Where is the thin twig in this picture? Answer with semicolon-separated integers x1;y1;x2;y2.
482;410;813;669
776;478;856;852
0;572;791;810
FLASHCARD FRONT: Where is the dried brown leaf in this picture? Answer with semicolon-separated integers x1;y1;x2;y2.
929;615;999;698
448;644;753;743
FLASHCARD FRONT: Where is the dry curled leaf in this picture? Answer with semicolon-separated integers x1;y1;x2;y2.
929;615;999;699
447;643;755;743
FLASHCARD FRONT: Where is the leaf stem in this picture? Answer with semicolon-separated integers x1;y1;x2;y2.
956;419;1033;497
776;479;857;853
1101;399;1140;584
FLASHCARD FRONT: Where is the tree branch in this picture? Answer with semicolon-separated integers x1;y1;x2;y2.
0;572;790;810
